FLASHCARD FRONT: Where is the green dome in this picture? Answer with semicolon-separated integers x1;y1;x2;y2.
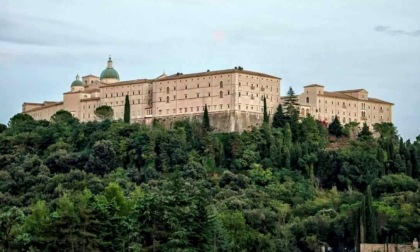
100;57;120;80
71;74;83;87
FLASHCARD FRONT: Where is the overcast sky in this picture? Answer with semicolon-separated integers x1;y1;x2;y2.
1;0;419;139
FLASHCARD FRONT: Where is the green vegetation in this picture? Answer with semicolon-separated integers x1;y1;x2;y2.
94;105;114;121
124;95;130;123
0;111;419;251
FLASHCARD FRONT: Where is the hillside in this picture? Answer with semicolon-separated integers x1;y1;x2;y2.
0;111;419;251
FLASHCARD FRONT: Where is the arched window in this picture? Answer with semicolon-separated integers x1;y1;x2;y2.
301;108;305;116
306;109;309;115
166;87;169;94
220;91;223;98
166;96;169;103
220;81;223;88
306;97;309;103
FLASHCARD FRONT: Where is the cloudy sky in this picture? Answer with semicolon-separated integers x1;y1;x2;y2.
1;0;419;139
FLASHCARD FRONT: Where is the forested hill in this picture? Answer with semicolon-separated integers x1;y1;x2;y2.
0;110;419;252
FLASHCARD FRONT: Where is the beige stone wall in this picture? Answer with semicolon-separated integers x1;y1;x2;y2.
82;75;100;87
298;86;393;130
25;103;63;120
360;243;416;252
100;81;153;121
79;99;101;122
237;73;280;117
154;110;266;132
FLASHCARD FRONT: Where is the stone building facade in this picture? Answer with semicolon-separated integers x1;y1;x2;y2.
22;58;282;132
296;84;393;129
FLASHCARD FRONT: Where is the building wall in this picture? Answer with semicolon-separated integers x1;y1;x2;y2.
25;103;64;120
298;86;393;129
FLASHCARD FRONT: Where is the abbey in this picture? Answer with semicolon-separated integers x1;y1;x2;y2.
22;57;393;131
22;57;282;132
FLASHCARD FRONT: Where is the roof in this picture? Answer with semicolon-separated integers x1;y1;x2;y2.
368;97;394;105
24;102;63;113
338;89;367;93
321;91;359;100
23;102;43;105
82;74;98;78
99;79;152;88
318;91;393;104
100;68;120;80
304;84;324;88
157;68;281;81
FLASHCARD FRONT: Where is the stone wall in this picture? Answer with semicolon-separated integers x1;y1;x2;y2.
151;111;266;132
360;243;416;252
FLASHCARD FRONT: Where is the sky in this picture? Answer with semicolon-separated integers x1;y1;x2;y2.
1;0;419;139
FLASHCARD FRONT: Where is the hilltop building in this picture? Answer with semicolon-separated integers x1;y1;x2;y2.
295;84;393;128
22;57;282;132
22;57;393;131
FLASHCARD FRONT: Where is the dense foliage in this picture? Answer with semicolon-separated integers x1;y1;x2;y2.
0;109;419;252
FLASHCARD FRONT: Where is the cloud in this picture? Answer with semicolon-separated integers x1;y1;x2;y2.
0;15;110;46
374;25;420;36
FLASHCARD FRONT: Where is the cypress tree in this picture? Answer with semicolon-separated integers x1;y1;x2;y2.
263;96;269;124
203;104;210;131
328;116;343;137
365;186;378;243
358;122;372;138
124;95;130;123
272;104;287;128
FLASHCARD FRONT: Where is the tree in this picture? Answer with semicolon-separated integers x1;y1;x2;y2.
283;87;299;111
359;122;372;138
94;105;114;121
51;110;76;124
328;116;343;137
272;104;287;128
263;96;269;124
203;104;211;131
124;95;130;123
0;124;7;133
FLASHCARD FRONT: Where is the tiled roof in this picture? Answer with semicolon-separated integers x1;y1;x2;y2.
158;68;281;81
304;84;324;88
24;102;63;113
320;91;359;100
368;97;394;105
318;91;393;104
100;79;152;87
338;89;367;93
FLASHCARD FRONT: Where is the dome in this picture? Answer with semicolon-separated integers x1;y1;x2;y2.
71;74;83;87
100;56;120;80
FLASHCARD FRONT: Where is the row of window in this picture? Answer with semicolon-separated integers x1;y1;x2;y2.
312;98;389;111
104;90;151;98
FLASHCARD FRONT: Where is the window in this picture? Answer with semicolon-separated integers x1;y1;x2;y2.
220;81;223;88
208;92;211;97
185;94;187;99
220;91;223;98
239;92;241;97
185;85;187;89
306;97;309;103
227;90;230;95
167;87;169;93
159;97;162;102
166;96;169;103
197;93;200;98
197;84;199;88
